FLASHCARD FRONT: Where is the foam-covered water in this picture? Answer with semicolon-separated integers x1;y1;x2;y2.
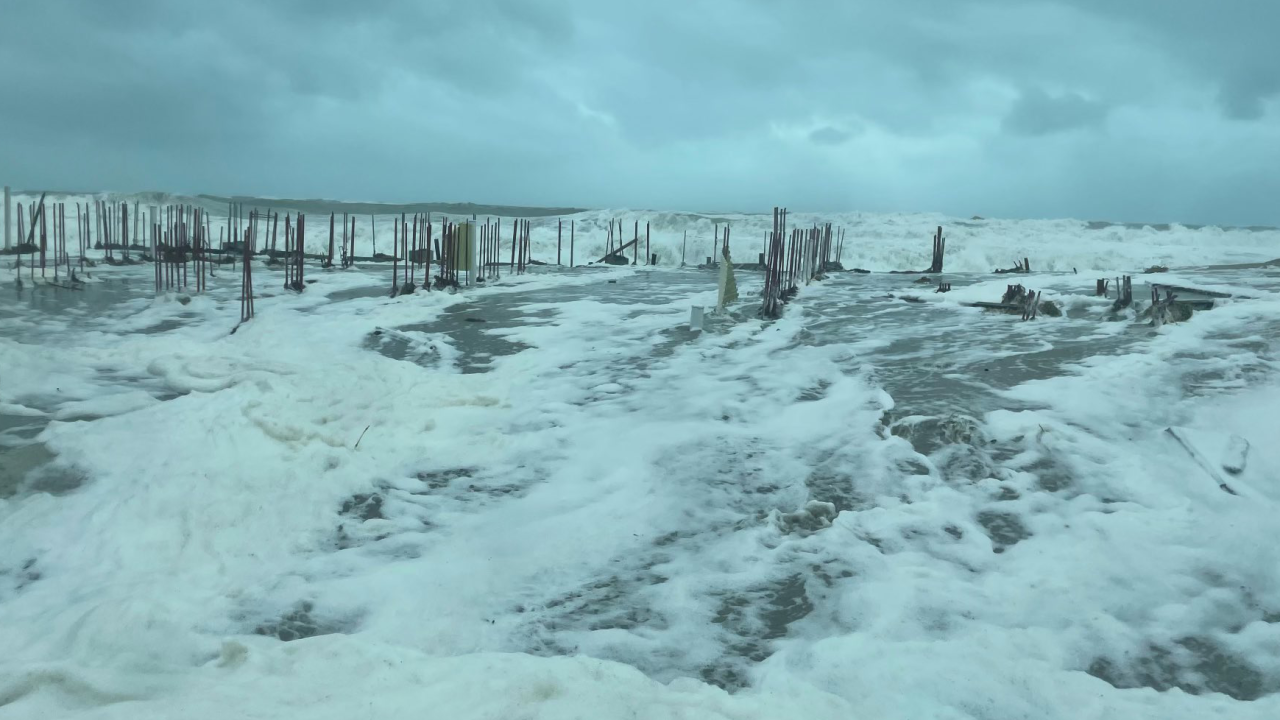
2;206;1279;719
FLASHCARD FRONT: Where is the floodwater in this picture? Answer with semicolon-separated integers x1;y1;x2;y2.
2;259;1279;710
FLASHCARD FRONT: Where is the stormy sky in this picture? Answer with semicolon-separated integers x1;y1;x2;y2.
1;0;1277;225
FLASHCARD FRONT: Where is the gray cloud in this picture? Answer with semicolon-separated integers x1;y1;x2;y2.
1218;67;1280;120
1003;90;1108;136
0;0;1276;225
809;127;852;146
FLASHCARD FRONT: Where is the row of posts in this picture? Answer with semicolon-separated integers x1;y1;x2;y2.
3;199;647;271
760;208;838;318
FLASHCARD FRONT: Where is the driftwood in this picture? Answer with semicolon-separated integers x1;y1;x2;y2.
964;302;1022;313
994;257;1031;274
1150;283;1231;299
961;283;1046;320
600;236;640;265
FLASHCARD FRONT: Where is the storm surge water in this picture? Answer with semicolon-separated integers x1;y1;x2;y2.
1;199;1279;719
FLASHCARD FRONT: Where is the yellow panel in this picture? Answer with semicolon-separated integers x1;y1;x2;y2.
451;221;474;271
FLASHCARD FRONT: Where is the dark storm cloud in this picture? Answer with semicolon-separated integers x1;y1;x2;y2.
0;0;1276;224
1065;0;1280;119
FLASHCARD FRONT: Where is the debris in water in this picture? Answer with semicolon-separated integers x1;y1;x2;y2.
1164;427;1238;496
1222;436;1249;476
690;306;705;332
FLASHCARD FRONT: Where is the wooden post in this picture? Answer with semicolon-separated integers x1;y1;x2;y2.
682;230;687;267
410;214;418;287
371;214;376;257
557;219;562;265
437;220;446;286
205;213;212;281
633;220;638;265
61;203;68;274
52;204;59;280
18;203;29;280
241;217;254;323
433;220;441;268
510;218;517;270
153;211;160;293
39;198;46;275
296;214;305;288
2;186;8;250
646;222;650;264
570;220;575;268
327;212;335;267
27;201;36;280
283;216;292;289
929;226;942;273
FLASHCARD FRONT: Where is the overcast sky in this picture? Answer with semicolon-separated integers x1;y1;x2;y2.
2;0;1278;224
